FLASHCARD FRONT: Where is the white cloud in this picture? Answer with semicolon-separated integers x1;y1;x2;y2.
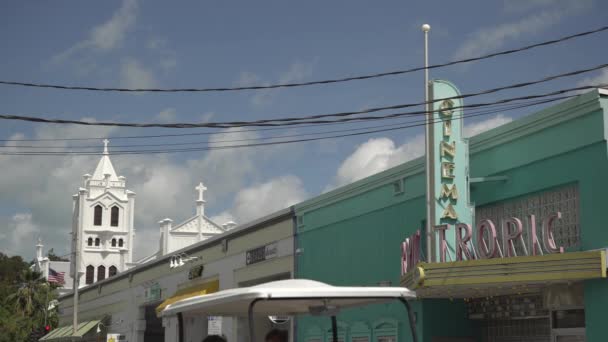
217;176;308;224
236;72;261;87
329;115;513;188
278;61;315;84
464;114;513;137
52;0;138;64
453;1;592;60
120;58;158;89
331;136;424;188
6;213;40;251
146;37;178;71
200;112;215;123
156;108;177;122
502;0;570;13
454;10;562;60
576;69;608;90
209;212;236;227
0;123;296;259
237;61;316;107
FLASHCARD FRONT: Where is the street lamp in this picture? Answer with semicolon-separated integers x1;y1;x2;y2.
169;253;201;269
96;319;123;333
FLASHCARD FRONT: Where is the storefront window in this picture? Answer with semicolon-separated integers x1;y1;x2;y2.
352;337;369;342
376;336;396;342
552;309;585;329
373;319;397;342
555;336;585;342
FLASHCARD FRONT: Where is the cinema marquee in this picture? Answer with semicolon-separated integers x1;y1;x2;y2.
400;80;606;299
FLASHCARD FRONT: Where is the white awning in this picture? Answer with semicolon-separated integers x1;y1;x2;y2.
161;279;416;317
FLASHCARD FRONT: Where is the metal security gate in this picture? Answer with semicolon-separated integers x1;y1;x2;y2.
468;293;551;342
480;317;550;342
145;304;165;342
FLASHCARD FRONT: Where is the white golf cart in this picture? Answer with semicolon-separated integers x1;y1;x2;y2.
161;279;418;342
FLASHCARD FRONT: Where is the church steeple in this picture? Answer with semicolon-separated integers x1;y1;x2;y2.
91;139;119;182
71;138;136;288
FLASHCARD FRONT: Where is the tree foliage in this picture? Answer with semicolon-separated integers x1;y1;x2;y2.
0;252;58;342
47;249;69;262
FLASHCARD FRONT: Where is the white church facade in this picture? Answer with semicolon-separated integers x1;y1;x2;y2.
70;140;136;286
139;182;236;264
68;140;232;288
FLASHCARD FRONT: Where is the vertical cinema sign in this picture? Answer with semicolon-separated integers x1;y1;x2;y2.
431;80;474;262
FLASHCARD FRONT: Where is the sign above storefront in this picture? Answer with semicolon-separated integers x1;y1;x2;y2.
208;316;222;335
106;333;126;342
246;242;278;265
430;80;474;263
401;211;566;274
144;282;162;303
188;264;204;280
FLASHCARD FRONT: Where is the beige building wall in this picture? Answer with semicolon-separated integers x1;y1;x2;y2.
58;210;295;342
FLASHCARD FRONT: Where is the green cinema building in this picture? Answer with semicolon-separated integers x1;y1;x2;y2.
294;87;608;342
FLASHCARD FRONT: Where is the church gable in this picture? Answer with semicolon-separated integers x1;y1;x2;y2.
170;217;199;233
88;191;127;206
169;215;224;235
201;217;224;234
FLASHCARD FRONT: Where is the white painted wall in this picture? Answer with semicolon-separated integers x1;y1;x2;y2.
59;234;294;342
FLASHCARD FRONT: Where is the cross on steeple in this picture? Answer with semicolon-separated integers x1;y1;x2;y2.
103;139;110;155
195;182;207;202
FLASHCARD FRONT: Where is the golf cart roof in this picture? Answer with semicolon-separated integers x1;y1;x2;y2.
161;279;416;317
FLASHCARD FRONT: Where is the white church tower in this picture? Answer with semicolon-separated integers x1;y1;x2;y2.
71;140;135;287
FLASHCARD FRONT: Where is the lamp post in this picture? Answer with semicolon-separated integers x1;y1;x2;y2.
422;23;434;263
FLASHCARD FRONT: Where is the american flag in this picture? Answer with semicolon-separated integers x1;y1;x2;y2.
48;268;65;285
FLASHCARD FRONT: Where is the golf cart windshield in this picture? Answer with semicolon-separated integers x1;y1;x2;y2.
161;279;418;342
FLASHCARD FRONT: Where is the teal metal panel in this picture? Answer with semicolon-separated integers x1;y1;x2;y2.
430;80;473;262
295;90;608;342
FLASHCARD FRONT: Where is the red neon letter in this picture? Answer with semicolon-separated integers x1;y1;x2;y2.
477;219;500;259
502;217;523;257
527;214;541;255
455;223;474;261
401;230;421;275
434;225;450;262
542;212;564;254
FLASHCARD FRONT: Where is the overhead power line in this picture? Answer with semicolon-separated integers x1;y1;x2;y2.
0;97;559;143
0;64;606;129
0;25;606;93
0;97;573;149
0;96;574;156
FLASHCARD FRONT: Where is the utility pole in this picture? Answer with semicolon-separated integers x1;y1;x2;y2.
72;188;86;337
422;23;434;263
44;283;49;327
72;228;79;336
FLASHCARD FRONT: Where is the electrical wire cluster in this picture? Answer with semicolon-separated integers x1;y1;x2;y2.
0;25;606;156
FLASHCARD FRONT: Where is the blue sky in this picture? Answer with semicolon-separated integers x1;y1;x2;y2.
0;0;606;259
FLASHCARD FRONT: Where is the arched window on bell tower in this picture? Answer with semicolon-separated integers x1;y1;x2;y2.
111;206;119;227
97;265;105;282
85;265;94;284
109;265;117;277
94;205;103;226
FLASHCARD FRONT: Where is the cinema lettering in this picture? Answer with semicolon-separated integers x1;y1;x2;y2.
400;212;565;275
402;80;566;274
